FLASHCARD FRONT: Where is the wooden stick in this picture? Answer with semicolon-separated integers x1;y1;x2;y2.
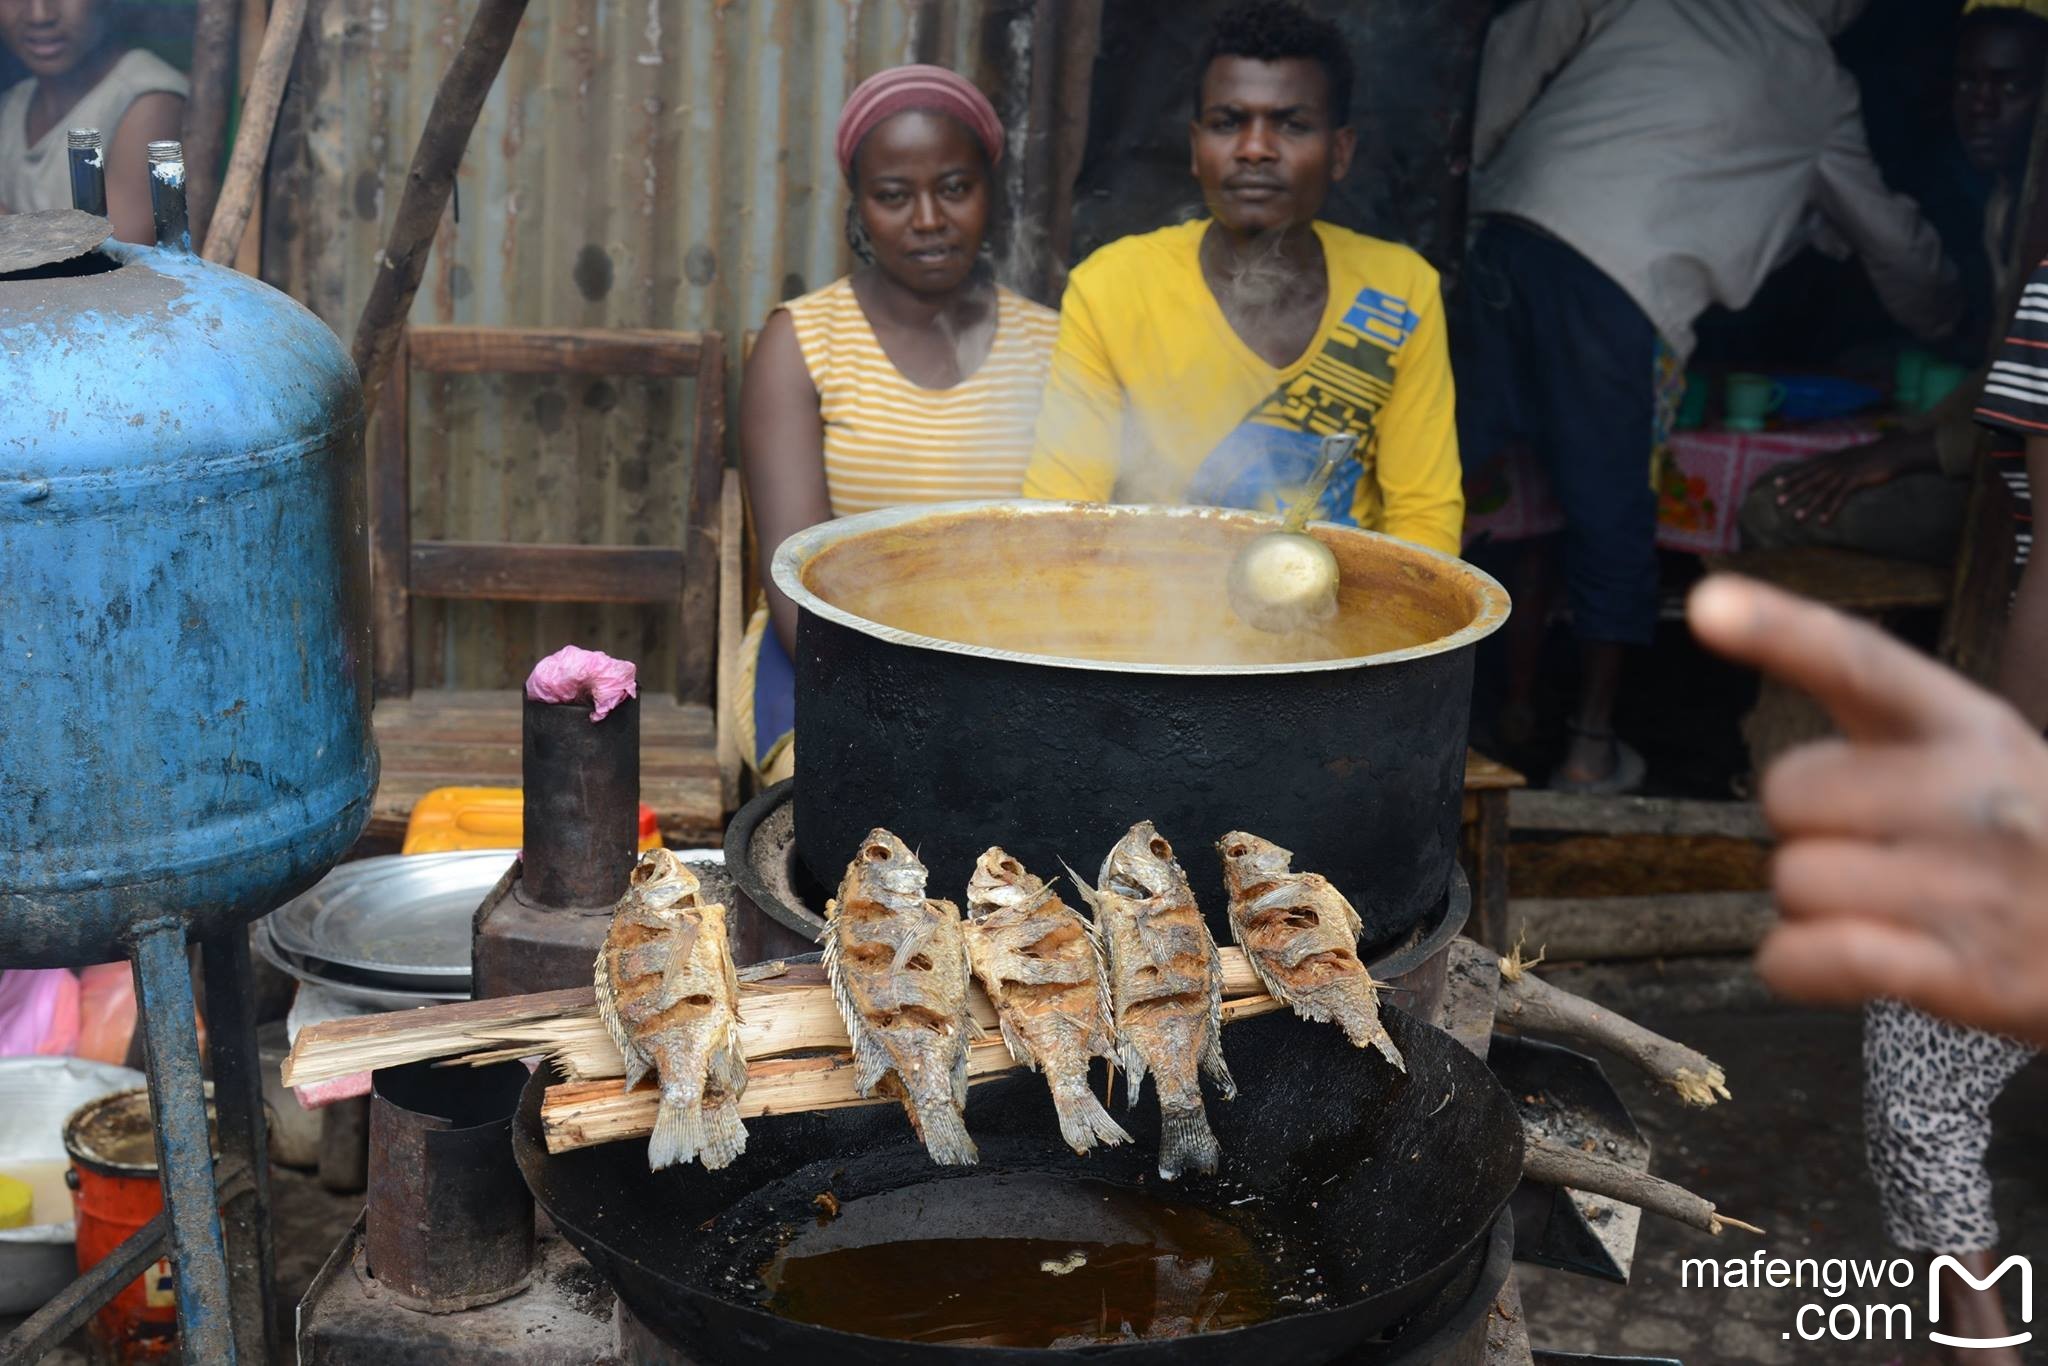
181;0;240;246
542;995;1290;1154
1523;1132;1763;1237
1497;953;1731;1107
349;0;531;416
284;952;1269;1089
200;0;307;265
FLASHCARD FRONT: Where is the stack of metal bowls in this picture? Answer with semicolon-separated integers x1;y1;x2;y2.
256;851;512;1008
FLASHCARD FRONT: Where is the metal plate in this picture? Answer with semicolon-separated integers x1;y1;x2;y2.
0;209;111;276
268;848;727;981
267;851;511;979
253;920;466;1011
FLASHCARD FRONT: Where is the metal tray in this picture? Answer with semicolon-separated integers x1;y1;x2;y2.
254;920;468;1011
266;850;516;980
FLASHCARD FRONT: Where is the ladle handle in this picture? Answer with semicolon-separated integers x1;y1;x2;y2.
1280;431;1361;533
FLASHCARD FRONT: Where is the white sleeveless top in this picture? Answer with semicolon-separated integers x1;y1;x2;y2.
0;50;189;214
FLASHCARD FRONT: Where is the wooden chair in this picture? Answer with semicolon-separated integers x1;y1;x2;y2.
365;324;742;848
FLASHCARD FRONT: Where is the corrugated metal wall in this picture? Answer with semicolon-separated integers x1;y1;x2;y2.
268;0;992;689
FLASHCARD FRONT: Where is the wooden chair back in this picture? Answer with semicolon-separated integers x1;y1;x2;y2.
369;325;728;704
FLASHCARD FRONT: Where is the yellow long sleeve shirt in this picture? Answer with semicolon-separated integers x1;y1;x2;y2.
1021;219;1464;556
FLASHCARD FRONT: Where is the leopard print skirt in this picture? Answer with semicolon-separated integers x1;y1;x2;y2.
1864;1000;2034;1253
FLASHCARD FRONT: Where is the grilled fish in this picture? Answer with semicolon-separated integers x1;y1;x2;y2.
594;849;749;1170
823;830;978;1165
1068;822;1233;1180
963;847;1130;1154
1217;831;1405;1072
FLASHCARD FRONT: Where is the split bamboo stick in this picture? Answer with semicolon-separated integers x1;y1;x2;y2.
541;994;1290;1154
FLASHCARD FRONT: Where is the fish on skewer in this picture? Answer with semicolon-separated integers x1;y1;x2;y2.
1217;831;1405;1072
823;829;978;1165
594;849;749;1170
963;847;1130;1154
1068;821;1233;1179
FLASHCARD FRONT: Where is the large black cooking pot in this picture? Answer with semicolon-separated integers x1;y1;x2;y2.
774;501;1508;949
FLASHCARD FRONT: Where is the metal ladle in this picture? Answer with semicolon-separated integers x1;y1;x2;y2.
1226;430;1362;632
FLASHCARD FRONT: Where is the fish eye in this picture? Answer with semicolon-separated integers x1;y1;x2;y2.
1001;859;1021;875
864;844;891;862
1148;838;1171;859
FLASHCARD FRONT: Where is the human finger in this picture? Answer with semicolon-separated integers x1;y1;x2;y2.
1770;838;2011;928
1688;576;2002;741
1753;920;1974;1019
1761;741;2048;841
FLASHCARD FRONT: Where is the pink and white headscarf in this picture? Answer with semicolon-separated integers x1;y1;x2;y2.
835;64;1005;182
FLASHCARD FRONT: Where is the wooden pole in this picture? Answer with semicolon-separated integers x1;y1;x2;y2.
1523;1133;1763;1238
180;0;239;247
349;0;532;417
231;0;269;277
201;0;308;266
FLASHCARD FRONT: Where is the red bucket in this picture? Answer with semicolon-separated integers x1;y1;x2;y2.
62;1088;213;1364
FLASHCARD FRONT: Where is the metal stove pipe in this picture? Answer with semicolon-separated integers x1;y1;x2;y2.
145;140;189;253
67;129;105;216
520;694;639;909
365;1060;533;1312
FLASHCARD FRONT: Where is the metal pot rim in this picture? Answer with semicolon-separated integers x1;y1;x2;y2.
772;499;1510;677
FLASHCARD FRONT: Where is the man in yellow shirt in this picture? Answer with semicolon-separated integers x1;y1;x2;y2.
1022;0;1463;558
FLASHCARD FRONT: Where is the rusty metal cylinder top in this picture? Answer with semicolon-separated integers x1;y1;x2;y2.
520;696;640;909
0;216;374;967
366;1061;533;1312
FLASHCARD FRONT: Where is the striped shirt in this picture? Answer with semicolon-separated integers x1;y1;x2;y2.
1973;261;2048;579
782;277;1058;516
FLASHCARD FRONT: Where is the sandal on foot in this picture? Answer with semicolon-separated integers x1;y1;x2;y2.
1548;726;1646;796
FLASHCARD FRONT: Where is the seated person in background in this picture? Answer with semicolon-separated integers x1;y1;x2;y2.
739;64;1059;781
1022;0;1464;559
1741;0;2046;563
0;0;187;243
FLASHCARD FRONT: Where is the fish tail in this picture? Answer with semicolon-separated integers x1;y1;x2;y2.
646;1087;705;1171
913;1097;979;1166
1157;1103;1220;1181
1052;1074;1132;1153
697;1097;749;1170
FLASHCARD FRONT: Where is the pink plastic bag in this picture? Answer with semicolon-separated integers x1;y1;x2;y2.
0;969;81;1057
75;963;137;1065
524;645;638;722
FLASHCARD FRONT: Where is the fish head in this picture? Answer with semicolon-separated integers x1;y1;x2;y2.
1216;831;1294;895
967;846;1047;916
850;828;929;909
626;849;702;919
1102;821;1190;903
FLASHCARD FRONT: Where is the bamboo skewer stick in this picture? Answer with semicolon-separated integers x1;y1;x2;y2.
283;952;1270;1090
540;994;1290;1155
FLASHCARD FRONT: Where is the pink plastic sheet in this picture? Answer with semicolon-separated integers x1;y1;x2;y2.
524;645;638;722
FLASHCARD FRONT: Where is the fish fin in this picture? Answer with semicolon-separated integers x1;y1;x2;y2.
594;951;652;1093
1117;1038;1149;1104
1157;1104;1220;1181
697;1097;749;1171
889;920;936;976
1201;1031;1236;1100
646;1087;705;1171
1052;1074;1132;1153
1060;861;1100;915
1331;992;1407;1072
914;1097;979;1166
620;1050;652;1095
995;1013;1037;1070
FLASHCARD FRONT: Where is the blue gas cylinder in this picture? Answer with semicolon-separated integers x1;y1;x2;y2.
0;219;377;966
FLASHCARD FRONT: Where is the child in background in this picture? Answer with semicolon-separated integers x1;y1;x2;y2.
0;0;186;243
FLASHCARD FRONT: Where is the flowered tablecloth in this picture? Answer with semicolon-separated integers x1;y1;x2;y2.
1462;424;1883;555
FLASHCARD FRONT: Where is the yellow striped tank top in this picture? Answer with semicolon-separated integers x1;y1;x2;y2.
781;277;1059;516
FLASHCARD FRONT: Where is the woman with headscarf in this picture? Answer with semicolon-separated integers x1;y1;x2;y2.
737;65;1059;782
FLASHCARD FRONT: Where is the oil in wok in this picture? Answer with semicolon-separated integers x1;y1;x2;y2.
757;1174;1320;1347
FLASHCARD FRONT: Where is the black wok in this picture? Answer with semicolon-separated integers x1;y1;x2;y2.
513;1005;1524;1365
